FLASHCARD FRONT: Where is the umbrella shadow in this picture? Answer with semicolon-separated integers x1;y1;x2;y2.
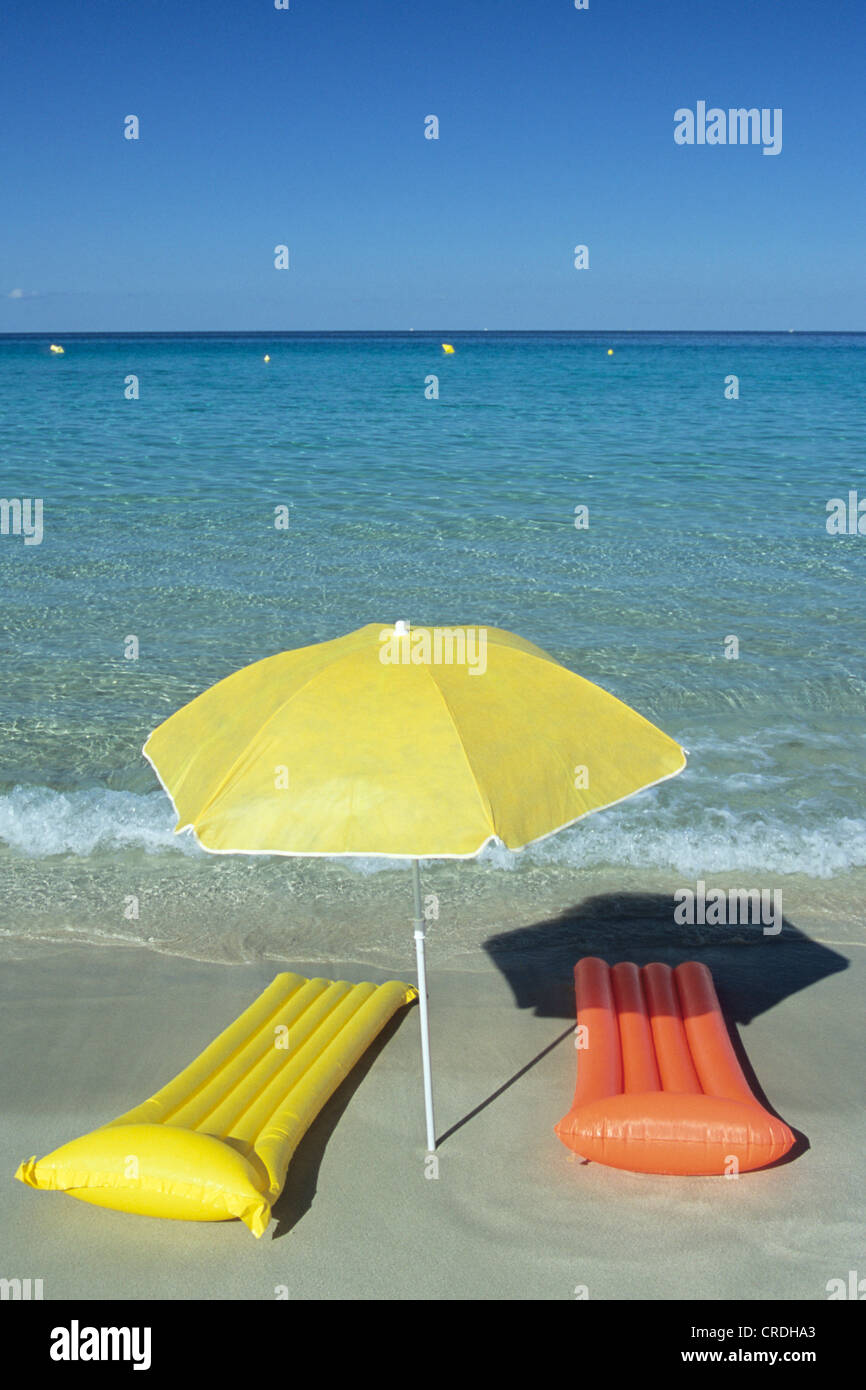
483;891;848;1024
436;1022;576;1147
268;1007;414;1241
438;891;848;1154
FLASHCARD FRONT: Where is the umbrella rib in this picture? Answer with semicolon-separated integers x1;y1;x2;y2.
421;665;498;842
501;644;685;744
177;647;369;834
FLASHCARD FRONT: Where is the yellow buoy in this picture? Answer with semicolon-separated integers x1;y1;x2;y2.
441;343;455;354
263;354;270;363
607;349;614;356
49;344;65;354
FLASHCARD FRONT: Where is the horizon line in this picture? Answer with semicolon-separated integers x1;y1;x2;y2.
1;328;864;339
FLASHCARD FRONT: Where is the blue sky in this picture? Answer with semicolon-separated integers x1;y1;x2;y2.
2;0;863;330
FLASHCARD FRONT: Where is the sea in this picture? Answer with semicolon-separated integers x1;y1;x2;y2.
1;332;864;971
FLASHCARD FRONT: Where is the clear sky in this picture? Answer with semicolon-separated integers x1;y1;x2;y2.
1;0;863;331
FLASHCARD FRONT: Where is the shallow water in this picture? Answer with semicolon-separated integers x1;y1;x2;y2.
1;332;864;964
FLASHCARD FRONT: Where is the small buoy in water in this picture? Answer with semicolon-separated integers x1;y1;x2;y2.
263;354;270;363
49;343;65;354
607;349;614;356
442;343;455;354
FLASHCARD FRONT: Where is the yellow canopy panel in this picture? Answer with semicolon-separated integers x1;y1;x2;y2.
143;623;686;858
15;972;417;1237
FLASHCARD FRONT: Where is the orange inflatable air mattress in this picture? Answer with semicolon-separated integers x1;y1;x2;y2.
555;958;795;1175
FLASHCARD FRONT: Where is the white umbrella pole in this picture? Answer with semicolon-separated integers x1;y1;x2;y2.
411;858;437;1152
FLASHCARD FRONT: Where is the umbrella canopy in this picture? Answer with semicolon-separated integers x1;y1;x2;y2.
144;622;687;1153
143;622;686;858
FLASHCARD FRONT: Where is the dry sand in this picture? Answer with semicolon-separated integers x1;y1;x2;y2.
2;938;862;1301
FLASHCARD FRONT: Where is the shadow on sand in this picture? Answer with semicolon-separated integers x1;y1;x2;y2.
458;889;849;1163
269;1007;413;1240
270;893;848;1230
482;890;849;1025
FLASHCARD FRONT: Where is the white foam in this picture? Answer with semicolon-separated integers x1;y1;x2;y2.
0;785;203;858
1;781;864;879
516;804;866;879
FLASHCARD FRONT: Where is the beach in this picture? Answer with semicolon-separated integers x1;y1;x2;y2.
3;878;862;1301
1;331;864;1302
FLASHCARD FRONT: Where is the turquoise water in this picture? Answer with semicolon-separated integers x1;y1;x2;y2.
1;333;864;963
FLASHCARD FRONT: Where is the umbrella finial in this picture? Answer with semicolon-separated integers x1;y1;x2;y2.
394;619;410;635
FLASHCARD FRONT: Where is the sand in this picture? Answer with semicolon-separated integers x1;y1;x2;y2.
2;938;862;1301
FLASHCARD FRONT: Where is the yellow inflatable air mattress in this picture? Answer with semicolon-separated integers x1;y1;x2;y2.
15;972;417;1237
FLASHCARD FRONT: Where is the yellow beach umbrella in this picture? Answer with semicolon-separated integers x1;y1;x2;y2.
144;621;686;1150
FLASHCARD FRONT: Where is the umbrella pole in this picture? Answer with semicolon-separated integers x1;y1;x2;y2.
411;858;437;1152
